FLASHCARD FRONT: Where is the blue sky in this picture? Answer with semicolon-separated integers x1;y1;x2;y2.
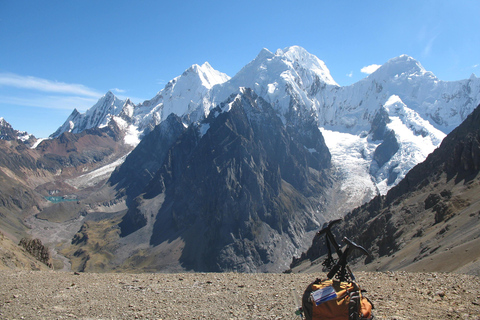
1;0;479;138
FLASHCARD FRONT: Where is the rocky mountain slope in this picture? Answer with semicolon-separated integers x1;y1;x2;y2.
0;232;51;271
0;117;134;245
292;103;480;276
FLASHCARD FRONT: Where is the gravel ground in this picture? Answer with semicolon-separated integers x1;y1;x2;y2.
0;270;479;319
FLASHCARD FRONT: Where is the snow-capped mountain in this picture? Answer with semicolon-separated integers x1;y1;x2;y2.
208;46;338;119
131;61;230;134
52;62;230;142
0;117;36;145
52;46;480;211
319;54;480;134
51;91;131;137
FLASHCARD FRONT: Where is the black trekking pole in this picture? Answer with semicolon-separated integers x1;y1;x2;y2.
327;237;370;282
317;219;343;270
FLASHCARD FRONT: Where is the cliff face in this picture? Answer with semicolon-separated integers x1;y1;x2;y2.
113;89;332;272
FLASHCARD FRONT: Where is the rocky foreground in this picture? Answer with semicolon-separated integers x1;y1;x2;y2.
0;270;479;319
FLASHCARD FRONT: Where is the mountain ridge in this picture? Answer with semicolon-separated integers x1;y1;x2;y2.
50;47;480;202
52;48;480;139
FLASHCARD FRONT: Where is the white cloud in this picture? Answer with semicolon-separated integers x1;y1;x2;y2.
0;72;101;97
361;64;381;75
111;87;126;93
346;71;353;78
473;64;479;68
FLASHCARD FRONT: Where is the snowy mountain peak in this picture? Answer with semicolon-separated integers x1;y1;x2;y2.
50;91;126;138
0;117;9;127
0;117;35;142
90;91;124;117
98;90;121;106
127;61;231;134
178;62;230;91
276;46;338;86
104;90;116;98
216;46;340;120
255;48;275;61
372;54;434;80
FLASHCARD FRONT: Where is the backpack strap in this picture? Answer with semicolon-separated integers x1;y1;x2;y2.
348;290;361;320
350;287;375;320
302;278;322;320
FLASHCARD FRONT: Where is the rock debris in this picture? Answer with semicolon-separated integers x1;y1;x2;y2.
0;271;479;319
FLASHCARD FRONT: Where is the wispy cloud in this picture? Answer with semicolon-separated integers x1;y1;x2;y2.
422;35;437;57
0;72;105;113
0;73;101;97
111;87;126;94
361;64;381;75
346;71;353;78
417;24;441;58
0;94;98;111
156;79;167;86
473;64;479;69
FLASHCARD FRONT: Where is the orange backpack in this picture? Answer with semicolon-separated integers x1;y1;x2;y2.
302;278;373;320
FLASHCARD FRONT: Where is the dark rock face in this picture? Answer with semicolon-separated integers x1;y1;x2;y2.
110;114;186;201
370;107;391;141
373;130;400;168
117;89;332;271
111;114;187;237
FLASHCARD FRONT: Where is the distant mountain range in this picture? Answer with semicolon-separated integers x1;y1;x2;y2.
0;46;479;272
51;46;480;206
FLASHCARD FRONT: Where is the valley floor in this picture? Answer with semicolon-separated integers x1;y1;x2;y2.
0;270;479;319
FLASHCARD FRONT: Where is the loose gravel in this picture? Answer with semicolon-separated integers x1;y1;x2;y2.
1;270;479;319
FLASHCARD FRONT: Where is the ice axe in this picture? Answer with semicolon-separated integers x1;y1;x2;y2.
318;219;370;282
327;237;370;282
